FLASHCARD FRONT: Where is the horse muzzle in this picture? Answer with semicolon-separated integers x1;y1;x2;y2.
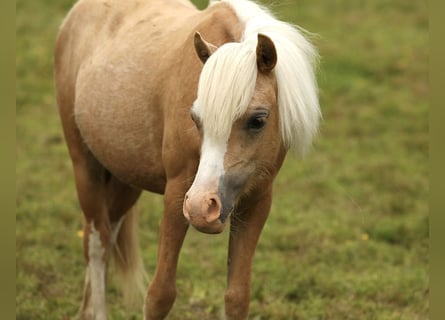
183;188;231;234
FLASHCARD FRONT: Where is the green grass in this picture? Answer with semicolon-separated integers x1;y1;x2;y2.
16;0;428;319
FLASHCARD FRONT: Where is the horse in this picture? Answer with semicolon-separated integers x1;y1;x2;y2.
54;0;320;318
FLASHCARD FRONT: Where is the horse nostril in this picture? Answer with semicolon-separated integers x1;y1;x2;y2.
208;197;217;212
205;196;221;223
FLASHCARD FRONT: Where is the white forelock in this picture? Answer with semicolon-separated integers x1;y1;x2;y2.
195;0;321;154
193;40;258;142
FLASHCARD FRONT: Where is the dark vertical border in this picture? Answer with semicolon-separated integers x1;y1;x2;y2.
0;0;16;318
430;0;444;318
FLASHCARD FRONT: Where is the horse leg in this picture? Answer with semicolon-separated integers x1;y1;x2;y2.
105;176;145;307
224;187;273;320
76;158;144;320
144;180;189;320
73;155;111;320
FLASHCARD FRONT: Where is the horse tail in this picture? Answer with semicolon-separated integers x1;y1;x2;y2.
112;206;147;308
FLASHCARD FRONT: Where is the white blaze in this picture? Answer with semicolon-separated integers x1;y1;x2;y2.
190;135;227;191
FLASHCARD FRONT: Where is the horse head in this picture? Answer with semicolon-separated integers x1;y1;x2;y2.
183;33;283;234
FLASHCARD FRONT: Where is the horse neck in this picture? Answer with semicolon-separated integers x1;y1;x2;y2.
195;3;244;46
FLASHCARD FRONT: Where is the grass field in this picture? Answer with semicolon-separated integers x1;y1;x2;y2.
16;0;428;319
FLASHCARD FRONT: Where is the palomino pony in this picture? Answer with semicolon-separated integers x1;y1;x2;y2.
55;0;320;318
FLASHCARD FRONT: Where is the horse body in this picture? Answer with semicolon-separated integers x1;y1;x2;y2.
55;0;320;319
57;0;242;192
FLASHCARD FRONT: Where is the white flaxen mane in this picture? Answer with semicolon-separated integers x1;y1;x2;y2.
193;0;320;154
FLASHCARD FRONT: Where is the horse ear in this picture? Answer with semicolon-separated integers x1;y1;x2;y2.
194;32;217;64
256;34;277;73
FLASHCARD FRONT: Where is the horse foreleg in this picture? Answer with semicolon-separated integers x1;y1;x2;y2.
224;188;272;320
144;181;189;320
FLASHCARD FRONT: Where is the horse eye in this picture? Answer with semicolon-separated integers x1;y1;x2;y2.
247;116;267;131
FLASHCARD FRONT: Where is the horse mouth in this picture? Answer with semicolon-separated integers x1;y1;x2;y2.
191;221;226;234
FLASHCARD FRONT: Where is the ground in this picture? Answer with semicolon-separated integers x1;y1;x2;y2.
16;0;428;319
